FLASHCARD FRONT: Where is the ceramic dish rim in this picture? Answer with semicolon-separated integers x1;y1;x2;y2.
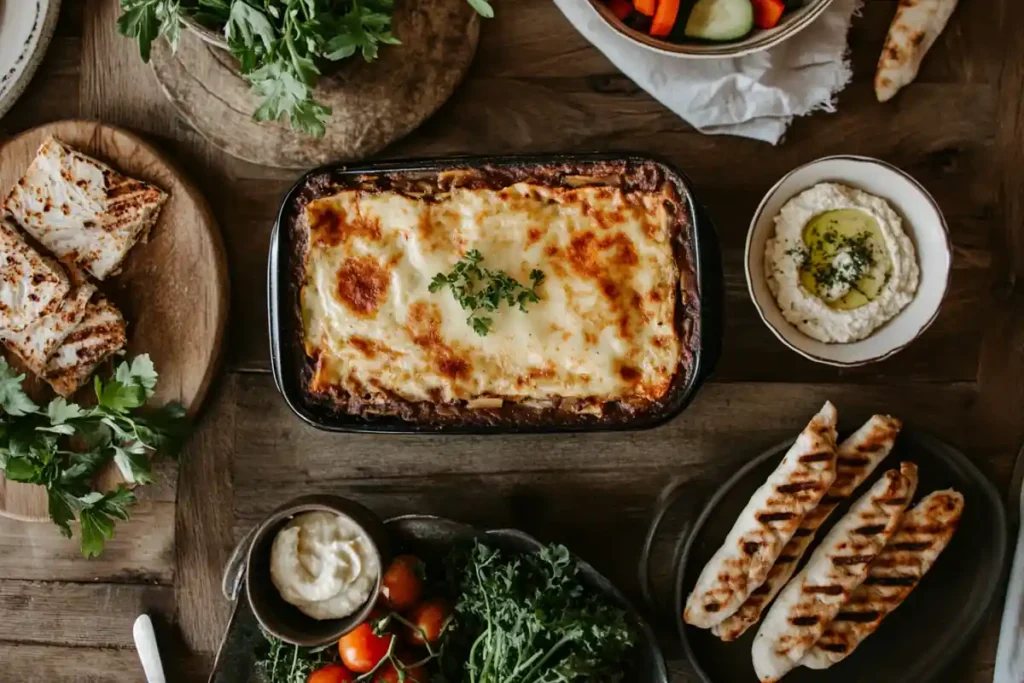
744;154;952;367
583;0;835;60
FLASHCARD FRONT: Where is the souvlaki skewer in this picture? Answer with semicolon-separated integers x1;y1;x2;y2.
714;415;903;641
684;402;838;629
751;462;919;682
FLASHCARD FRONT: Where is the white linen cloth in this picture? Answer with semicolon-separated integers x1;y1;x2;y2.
552;0;862;144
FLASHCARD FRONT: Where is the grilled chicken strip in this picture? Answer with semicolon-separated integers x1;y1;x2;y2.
752;463;918;682
3;137;167;280
684;402;838;629
801;489;964;670
714;415;902;641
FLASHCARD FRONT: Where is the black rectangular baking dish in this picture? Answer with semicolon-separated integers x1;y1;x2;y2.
268;153;722;434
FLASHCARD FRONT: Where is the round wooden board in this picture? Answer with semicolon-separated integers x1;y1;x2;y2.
149;0;480;169
0;120;229;522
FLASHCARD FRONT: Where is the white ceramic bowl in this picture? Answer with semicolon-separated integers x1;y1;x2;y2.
586;0;835;59
745;155;951;366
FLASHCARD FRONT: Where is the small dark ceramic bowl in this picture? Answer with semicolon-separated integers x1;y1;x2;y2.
245;494;392;646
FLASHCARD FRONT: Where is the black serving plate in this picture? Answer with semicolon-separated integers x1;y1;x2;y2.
639;429;1008;683
210;515;669;683
267;153;723;434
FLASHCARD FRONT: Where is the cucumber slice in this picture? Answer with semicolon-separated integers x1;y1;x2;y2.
684;0;755;41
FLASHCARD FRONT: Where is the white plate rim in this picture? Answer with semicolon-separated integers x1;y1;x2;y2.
0;0;62;121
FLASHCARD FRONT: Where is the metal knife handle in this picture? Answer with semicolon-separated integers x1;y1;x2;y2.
995;519;1024;683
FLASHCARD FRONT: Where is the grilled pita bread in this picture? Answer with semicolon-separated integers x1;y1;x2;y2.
0;216;70;332
3;137;167;280
801;489;964;670
875;0;959;102
42;297;126;397
0;283;96;375
684;402;839;629
752;463;918;682
714;415;902;641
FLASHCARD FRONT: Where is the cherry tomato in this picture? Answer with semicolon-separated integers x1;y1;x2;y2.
380;555;424;610
405;598;451;646
338;622;393;673
308;663;356;683
372;660;430;683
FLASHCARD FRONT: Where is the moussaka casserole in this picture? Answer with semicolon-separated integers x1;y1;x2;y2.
289;161;700;426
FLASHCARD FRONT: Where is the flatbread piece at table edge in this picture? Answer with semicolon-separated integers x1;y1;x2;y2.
713;414;902;641
2;136;168;281
876;0;960;102
684;402;838;629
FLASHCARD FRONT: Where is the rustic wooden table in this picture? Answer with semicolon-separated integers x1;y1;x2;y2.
0;1;1021;681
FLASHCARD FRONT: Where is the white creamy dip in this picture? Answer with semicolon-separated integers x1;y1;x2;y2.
270;511;379;620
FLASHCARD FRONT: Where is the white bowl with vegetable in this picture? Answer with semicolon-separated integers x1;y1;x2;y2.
745;155;951;366
589;0;834;59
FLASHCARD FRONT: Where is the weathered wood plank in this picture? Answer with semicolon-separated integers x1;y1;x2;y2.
0;500;175;584
174;376;238;653
0;581;173;649
226;374;1009;603
0;644;145;682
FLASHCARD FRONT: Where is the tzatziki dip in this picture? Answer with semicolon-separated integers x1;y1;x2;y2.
270;511;379;620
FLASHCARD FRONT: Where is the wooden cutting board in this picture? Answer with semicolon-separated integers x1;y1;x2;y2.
148;0;480;168
0;120;229;522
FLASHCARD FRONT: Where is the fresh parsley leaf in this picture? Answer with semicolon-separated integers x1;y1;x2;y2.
227;0;276;51
79;487;136;558
117;0;186;62
466;0;495;18
0;358;38;417
113;442;155;486
0;355;188;557
47;397;85;425
2;455;40;483
431;252;545;336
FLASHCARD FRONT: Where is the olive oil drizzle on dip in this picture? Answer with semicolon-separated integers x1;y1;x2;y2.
789;209;891;310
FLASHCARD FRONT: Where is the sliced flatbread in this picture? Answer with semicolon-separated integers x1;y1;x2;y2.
0;216;70;332
714;415;902;641
3;137;167;280
0;283;96;375
684;402;838;629
751;463;918;682
801;489;964;669
42;297;127;397
875;0;959;102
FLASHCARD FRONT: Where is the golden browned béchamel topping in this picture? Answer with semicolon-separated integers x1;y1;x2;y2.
300;182;681;408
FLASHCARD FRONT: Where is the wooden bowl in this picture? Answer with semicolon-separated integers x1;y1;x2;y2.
586;0;835;59
245;495;392;646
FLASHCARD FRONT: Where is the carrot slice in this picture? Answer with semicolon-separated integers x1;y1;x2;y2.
751;0;786;29
607;0;633;20
634;0;657;17
650;0;679;36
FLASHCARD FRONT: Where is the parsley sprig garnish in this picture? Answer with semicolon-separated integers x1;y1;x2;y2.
0;355;188;557
117;0;495;137
429;250;545;336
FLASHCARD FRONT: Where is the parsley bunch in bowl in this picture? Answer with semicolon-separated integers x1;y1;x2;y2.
118;0;495;137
